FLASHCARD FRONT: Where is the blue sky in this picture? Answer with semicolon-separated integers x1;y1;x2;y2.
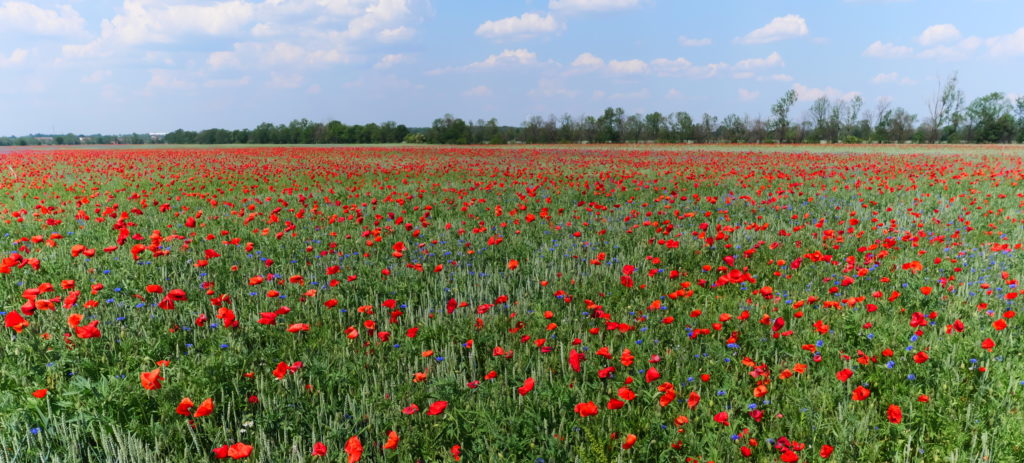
1;0;1023;134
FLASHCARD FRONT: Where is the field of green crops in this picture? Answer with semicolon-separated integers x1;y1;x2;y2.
2;144;1024;462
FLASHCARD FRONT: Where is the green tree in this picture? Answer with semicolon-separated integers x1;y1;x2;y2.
808;96;830;141
1014;96;1024;142
672;112;693;142
926;72;965;143
887;107;917;142
965;92;1014;143
624;114;643;142
842;96;864;141
596;107;624;143
718;114;745;142
428;114;470;144
695;113;717;142
644;112;665;141
770;89;798;142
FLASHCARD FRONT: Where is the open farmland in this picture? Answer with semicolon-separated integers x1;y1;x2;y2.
2;144;1024;462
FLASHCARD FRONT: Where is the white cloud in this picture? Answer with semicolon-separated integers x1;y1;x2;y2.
265;0;362;17
260;0;421;42
862;41;913;58
678;36;711;47
63;0;424;61
686;64;729;79
346;0;414;39
793;83;859;102
463;85;492;97
871;72;915;85
645;57;690;74
476;13;563;40
986;28;1024;57
737;14;808;44
0;2;85;36
81;70;113;83
204;76;251;88
61;42;104;59
871;72;898;84
430;49;541;74
0;48;27;67
918;24;960;46
104;1;255;45
571;53;726;78
607;58;648;74
549;0;640;13
374;53;409;69
918;36;980;60
467;48;538;69
141;51;174;66
571;52;604;69
268;72;303;88
146;69;194;90
63;0;256;58
529;78;578;98
733;52;784;70
763;73;794;82
650;58;726;78
738;88;759;101
377;25;414;42
207;41;348;70
207;50;240;69
250;22;277;37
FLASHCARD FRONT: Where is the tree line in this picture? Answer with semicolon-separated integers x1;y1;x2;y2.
162;119;412;145
4;74;1023;146
0;133;159;146
465;75;1022;144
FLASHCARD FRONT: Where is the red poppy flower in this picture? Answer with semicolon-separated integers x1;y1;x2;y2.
194;398;214;418
517;377;535;396
851;385;870;401
344;436;362;463
887;404;903;424
140;368;163;390
427;400;448;415
687;391;700;409
383;431;400;450
176;397;194;416
574;401;598;417
5;311;29;333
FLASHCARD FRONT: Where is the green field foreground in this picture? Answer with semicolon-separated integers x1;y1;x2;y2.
2;144;1023;462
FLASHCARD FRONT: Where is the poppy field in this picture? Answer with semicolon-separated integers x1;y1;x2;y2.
3;145;1024;462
